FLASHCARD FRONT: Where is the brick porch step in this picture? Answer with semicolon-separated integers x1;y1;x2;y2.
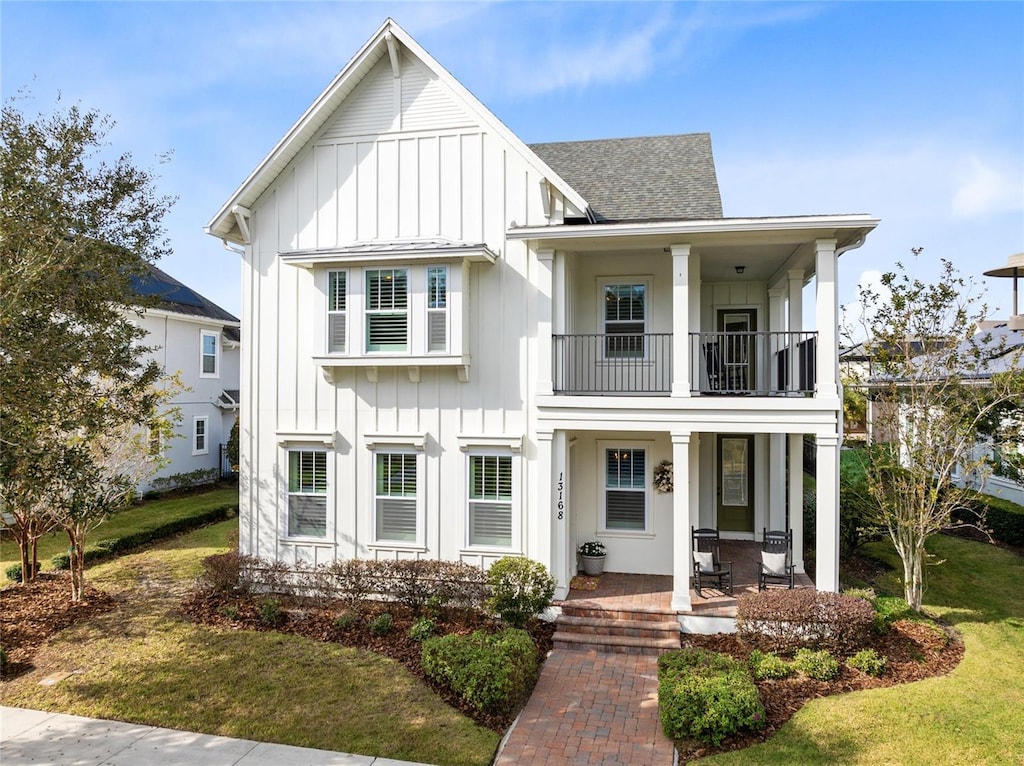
554;604;681;655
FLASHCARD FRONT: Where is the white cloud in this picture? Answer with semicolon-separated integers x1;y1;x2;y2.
841;269;888;344
952;155;1023;218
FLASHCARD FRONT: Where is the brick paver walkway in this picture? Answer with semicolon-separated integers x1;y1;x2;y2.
494;649;674;766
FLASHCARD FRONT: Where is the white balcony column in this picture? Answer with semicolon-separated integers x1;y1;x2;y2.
671;244;692;397
815;433;841;592
671;430;693;611
536;248;555;396
788;269;804;393
814;238;840;399
788;432;805;573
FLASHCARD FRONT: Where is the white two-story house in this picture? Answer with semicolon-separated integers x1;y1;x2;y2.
205;19;878;620
131;264;241;491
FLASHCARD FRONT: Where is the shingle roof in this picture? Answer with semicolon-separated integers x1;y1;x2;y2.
131;263;239;324
529;133;723;223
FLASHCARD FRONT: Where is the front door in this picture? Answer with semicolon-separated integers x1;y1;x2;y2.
717;434;755;533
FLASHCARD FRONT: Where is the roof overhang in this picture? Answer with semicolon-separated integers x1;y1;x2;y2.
507;214;880;251
280;240;498;268
206;18;589;245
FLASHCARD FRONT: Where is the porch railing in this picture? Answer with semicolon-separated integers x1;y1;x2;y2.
553;333;672;395
690;331;817;396
551;331;818;396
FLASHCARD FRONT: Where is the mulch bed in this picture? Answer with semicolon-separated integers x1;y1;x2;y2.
177;590;555;732
673;619;964;762
0;573;118;680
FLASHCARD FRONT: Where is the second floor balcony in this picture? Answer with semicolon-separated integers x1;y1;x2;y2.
552;331;817;397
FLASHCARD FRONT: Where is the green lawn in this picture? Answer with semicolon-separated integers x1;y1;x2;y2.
0;485;239;574
0;518;500;766
699;533;1024;765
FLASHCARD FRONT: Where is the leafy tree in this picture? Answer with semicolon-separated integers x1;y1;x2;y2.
850;253;1024;610
226;416;240;472
0;95;175;587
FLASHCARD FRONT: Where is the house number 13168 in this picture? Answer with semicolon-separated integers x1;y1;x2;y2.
557;472;564;520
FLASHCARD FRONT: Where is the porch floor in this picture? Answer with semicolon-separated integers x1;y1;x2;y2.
560;541;814;618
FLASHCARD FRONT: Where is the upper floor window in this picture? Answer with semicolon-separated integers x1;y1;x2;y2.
288;449;327;538
467;453;513;548
603;282;646;359
427;266;448;353
327;270;347;354
200;330;219;377
366;268;408;352
602;446;647;532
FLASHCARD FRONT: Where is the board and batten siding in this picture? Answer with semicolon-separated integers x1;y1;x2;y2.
238;48;559;569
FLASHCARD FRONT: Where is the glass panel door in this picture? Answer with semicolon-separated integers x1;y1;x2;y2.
717;435;755;532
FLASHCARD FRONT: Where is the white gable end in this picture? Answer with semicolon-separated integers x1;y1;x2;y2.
320;54;475;141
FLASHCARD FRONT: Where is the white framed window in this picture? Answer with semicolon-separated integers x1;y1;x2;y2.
287;449;328;538
600;443;649;533
426;266;448;353
373;451;420;544
327;270;347;354
602;280;647;359
366;268;409;352
200;330;220;377
192;416;209;456
467;453;514;549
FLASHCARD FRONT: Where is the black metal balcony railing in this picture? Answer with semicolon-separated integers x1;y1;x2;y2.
551;331;817;396
553;333;672;395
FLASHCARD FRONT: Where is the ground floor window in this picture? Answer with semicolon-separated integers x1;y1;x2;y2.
375;452;419;543
288;449;327;538
603;446;647;532
193;416;209;455
468;454;513;548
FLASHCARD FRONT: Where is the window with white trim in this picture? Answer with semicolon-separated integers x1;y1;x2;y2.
603;282;646;359
327;270;347;353
200;330;219;377
602;446;647;531
366;268;408;352
287;449;327;538
426;266;448;353
374;452;419;543
193;417;209;455
467;454;513;548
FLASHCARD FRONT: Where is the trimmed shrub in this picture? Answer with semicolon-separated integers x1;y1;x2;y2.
658;648;766;746
51;553;70;570
793;648;841;681
421;629;538;715
369;612;394;636
408;617;436;642
957;493;1024;547
736;589;875;655
747;650;793;680
258;598;282;626
873;596;914;633
333;611;358;630
5;562;39;582
848;648;887;676
486;557;555;628
198;551;256;596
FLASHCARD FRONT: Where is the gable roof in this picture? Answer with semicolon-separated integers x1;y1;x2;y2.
131;263;239;324
206;18;589;243
530;134;723;223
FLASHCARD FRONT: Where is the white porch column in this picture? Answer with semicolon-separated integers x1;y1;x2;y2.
788;433;805;573
788;269;804;393
536;428;565;598
815;434;840;592
536;249;555;396
671;431;693;611
769;434;787;531
815;239;839;399
671;244;692;397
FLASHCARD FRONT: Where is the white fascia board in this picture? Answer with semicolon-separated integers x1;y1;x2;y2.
507;214;881;242
207;18;589;245
138;306;241;329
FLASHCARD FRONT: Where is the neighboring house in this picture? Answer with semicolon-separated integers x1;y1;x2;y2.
205;19;878;625
130;264;241;492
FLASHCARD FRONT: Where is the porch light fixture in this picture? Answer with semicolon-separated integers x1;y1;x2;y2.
735;265;746;274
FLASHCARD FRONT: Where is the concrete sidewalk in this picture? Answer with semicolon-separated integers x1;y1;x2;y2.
0;706;433;766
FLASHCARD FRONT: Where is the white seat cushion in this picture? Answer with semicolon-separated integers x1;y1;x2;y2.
762;551;788;576
693;550;715;574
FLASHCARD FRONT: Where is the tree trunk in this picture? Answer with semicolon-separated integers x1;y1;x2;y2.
68;531;85;602
19;535;31;584
902;544;925;612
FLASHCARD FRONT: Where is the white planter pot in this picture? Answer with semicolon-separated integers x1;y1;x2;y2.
580;555;606;576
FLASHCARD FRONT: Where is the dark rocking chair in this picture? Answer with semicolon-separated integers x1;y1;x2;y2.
758;528;795;590
692;526;733;596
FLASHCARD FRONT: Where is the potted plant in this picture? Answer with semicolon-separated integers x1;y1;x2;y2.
578;540;607;576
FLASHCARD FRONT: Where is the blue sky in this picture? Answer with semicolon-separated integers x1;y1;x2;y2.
3;2;1022;324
